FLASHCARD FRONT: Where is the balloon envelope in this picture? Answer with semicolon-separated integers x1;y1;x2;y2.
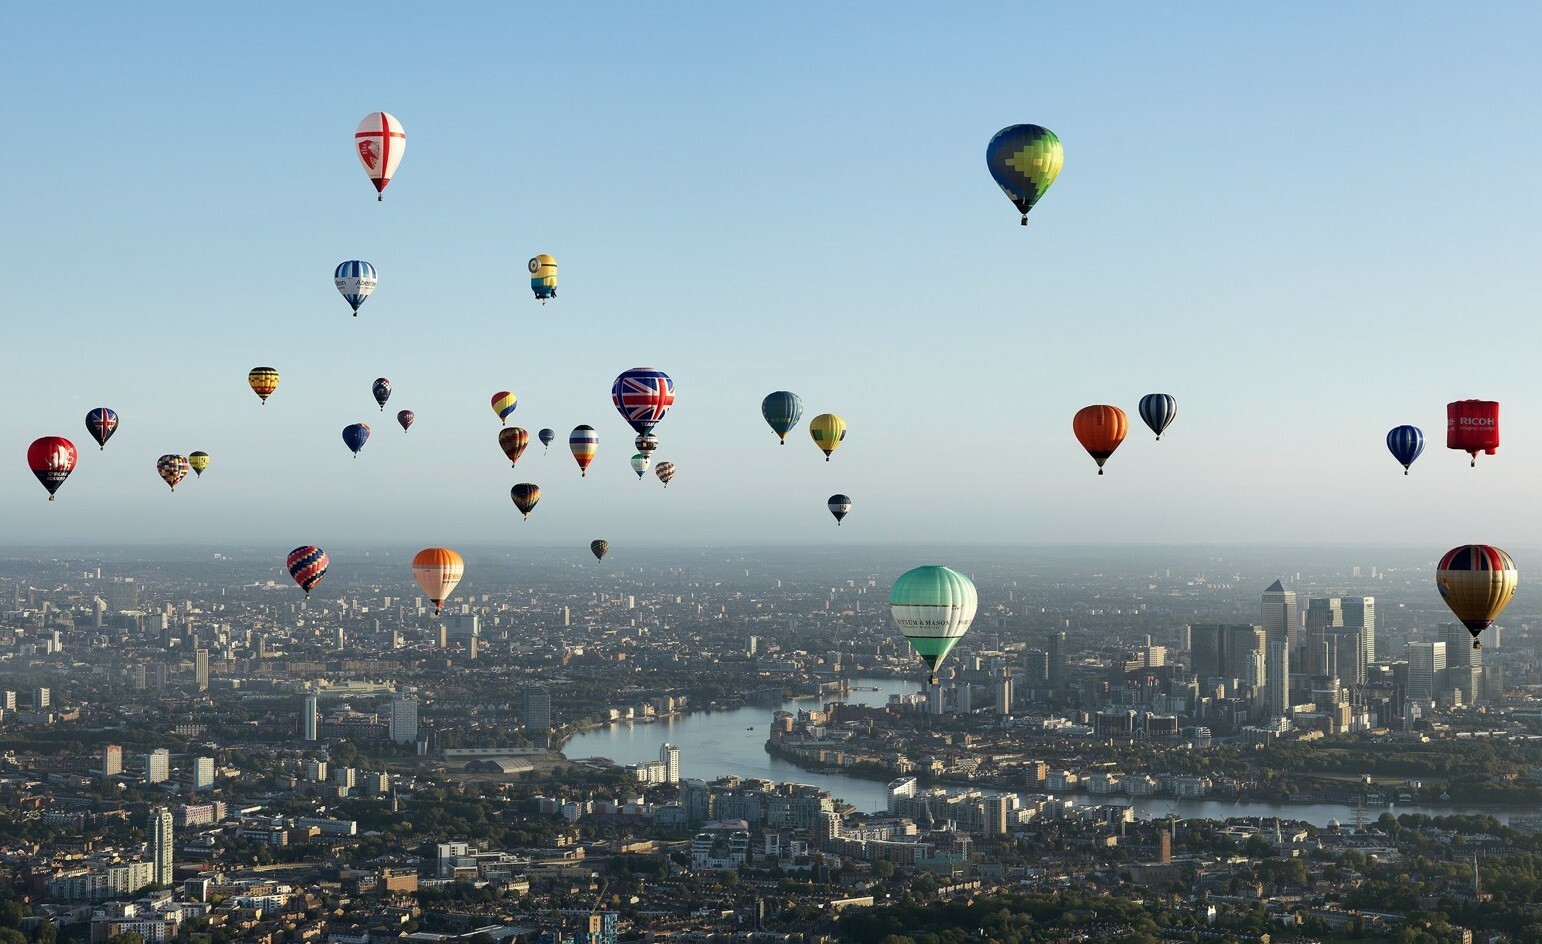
634;434;659;458
570;426;599;476
590;540;609;561
1073;405;1128;474
890;565;978;684
611;368;676;435
188;452;211;478
356;111;405;199
828;494;852;525
510;483;541;519
529;254;557;301
85;408;119;450
249;367;280;403
499;428;530;467
343;423;371;456
397;410;415;432
412;547;464;614
761;391;803;444
27;437;77;500
286;545;329;596
1386;425;1425;474
157;454;191;491
1437;545;1517;647
1138;394;1177;441
373;378;391;410
655;461;676;487
492;391;518;425
1447;399;1499;467
630;453;650;479
809;414;846;461
334;260;377;315
985;124;1064;224
538;428;556;452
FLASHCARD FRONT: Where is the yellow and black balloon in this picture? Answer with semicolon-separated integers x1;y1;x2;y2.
529;254;557;302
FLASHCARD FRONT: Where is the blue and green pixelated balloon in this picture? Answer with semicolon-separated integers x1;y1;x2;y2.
985;124;1063;225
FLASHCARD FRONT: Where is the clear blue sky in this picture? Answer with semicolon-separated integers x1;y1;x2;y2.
2;3;1540;551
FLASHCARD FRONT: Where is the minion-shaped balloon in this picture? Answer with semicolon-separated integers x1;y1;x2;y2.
529;254;557;303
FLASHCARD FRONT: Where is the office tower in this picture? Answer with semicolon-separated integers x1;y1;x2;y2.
660;743;681;783
149;807;174;887
107;580;139;612
334;766;356;789
194;648;209;691
995;670;1014;715
1265;639;1290;719
1328;627;1365;685
1;691;14;710
33;687;50;709
1407;641;1446;703
146;748;170;784
524;684;552;735
1226;626;1267;685
745;635;758;656
1342;596;1375;664
1021;648;1049;686
193;756;215;791
1047;631;1067;692
389;694;419;745
302;695;318;741
102;744;123;776
1260;580;1299;652
1304;598;1342;676
1189;625;1227;681
1440;624;1482;703
886;776;918;813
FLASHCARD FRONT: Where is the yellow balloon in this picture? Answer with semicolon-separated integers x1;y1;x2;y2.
809;413;847;461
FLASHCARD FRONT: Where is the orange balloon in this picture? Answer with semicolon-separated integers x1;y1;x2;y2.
411;547;464;615
1073;405;1128;475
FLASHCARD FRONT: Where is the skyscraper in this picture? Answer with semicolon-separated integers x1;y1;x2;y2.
194;648;209;691
1189;624;1227;681
1303;598;1342;676
524;685;552;739
102;744;123;776
149;807;174;887
193;756;215;791
302;695;318;741
1226;626;1268;685
1265;639;1290;719
1047;631;1067;692
1440;624;1482;703
146;748;170;784
389;694;419;745
660;743;681;783
1407;641;1447;703
1342;597;1375;664
1260;581;1299;653
33;687;50;709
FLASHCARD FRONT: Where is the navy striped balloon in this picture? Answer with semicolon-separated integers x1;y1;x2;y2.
1138;394;1177;441
1386;425;1425;475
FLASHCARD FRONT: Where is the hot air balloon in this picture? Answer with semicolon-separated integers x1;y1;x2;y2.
286;545;329;597
343;423;371;457
499;428;530;467
1138;394;1177;441
634;434;659;458
611;368;675;435
655;461;676;487
334;260;377;316
890;565;978;685
1073;405;1128;475
355;111;405;201
1387;425;1425;475
85;408;119;450
539;428;555;453
985;124;1064;226
27;437;77;501
1448;400;1499;467
570;426;598;476
249;367;280;404
412;547;463;615
492;391;518;425
188;452;211;478
397;410;415;432
157;454;191;492
372;378;391;411
809;413;846;461
511;483;541;519
590;540;609;561
761;391;803;445
828;494;852;525
1437;545;1517;649
529;254;557;302
630;453;650;479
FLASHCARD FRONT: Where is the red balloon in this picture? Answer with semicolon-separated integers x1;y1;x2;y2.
27;437;78;501
1447;399;1499;468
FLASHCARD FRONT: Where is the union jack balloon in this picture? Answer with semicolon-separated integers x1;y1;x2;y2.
355;112;405;201
611;368;676;436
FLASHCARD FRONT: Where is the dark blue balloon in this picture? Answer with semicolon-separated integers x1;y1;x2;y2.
343;423;371;457
1386;425;1425;475
1138;394;1177;441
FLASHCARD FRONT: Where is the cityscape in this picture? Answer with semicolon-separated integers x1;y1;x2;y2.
1;545;1541;943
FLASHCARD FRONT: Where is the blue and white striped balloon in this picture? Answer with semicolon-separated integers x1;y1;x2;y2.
334;260;378;315
1138;393;1177;441
1386;425;1425;475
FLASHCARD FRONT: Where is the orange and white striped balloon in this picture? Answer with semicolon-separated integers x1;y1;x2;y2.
412;547;463;614
355;112;405;201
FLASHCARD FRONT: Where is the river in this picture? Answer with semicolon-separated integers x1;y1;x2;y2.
562;679;1536;827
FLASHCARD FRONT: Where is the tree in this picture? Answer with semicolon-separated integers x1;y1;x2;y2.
874;860;896;880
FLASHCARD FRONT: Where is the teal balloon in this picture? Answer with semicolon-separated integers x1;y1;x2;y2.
761;391;803;445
